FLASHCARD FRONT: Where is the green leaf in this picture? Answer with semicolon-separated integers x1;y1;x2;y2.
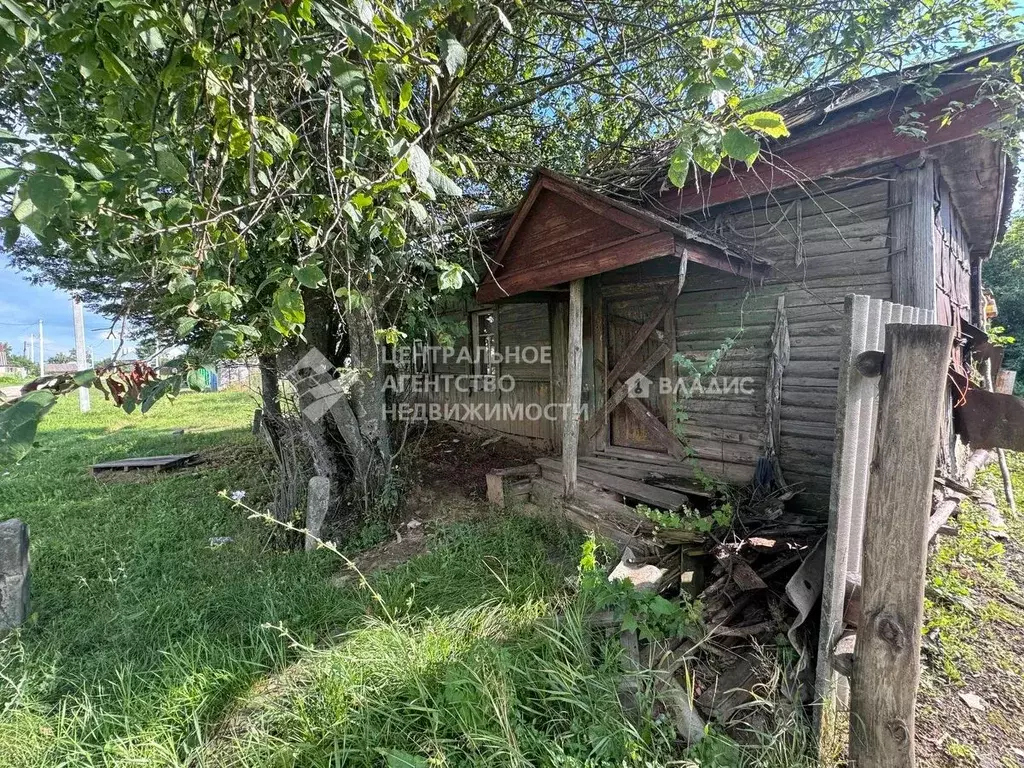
406;144;431;187
354;0;374;25
140;377;174;413
21;150;71;171
437;260;469;291
98;47;139;85
0;390;56;467
78;50;100;79
0;166;20;193
740;110;790;139
621;612;639;633
165;196;191;222
72;369;96;387
0;0;32;26
25;173;74;217
156;150;189;183
12;195;43;232
330;59;364;92
272;283;305;332
722;126;760;167
428;167;461;197
399;81;413;112
176;317;199;337
382;750;428;768
667;136;693;188
408;199;427;224
292;263;326;288
438;31;466;76
0;128;25;145
140;25;165;52
210;327;240;356
692;141;722;174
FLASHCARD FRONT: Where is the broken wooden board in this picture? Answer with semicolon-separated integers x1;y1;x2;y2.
696;650;759;723
91;453;201;474
485;464;540;507
536;456;690;511
529;475;662;556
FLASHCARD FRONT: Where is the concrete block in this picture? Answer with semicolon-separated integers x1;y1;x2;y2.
305;476;330;552
0;519;29;632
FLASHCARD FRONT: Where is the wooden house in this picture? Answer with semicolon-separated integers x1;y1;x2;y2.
419;42;1019;516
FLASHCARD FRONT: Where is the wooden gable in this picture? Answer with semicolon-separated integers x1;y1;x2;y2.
476;170;765;303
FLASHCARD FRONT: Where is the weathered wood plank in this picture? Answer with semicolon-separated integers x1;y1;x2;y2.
537;457;690;511
562;279;585;497
890;161;937;311
848;323;954;768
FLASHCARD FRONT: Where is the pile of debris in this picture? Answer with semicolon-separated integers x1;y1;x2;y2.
592;483;827;742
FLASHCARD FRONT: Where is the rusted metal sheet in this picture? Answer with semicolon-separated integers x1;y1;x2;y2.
954;387;1024;451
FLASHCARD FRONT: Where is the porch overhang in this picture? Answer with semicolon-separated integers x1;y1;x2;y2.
475;169;769;304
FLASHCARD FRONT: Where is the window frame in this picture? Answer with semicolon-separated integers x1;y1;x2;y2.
470;308;499;378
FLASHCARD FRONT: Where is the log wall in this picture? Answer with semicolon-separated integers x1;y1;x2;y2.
415;298;554;442
686;177;896;512
934;173;972;328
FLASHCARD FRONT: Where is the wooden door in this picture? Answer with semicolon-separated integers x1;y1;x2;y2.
605;294;671;452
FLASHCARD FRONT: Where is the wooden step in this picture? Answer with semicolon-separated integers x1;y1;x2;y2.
536;457;690;511
579;455;714;498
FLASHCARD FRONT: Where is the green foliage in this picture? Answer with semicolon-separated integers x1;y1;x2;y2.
578;537;703;640
923;461;1019;684
636;502;733;535
0;0;1018;399
985;217;1024;389
0;389;55;466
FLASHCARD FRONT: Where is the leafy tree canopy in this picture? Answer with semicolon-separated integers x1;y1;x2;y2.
1;0;1020;364
985;216;1024;393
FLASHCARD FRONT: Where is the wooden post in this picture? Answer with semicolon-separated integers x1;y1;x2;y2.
890;160;937;312
562;279;584;499
849;323;954;768
550;300;568;450
72;299;91;413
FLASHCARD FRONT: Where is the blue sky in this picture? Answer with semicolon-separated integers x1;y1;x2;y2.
0;265;134;362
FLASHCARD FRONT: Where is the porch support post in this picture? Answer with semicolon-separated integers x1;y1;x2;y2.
890;159;936;311
562;278;585;498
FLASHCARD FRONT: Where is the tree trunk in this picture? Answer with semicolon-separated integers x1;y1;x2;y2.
257;353;283;457
273;288;396;537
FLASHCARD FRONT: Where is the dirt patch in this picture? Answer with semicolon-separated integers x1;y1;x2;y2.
404;422;540;501
335;425;543;581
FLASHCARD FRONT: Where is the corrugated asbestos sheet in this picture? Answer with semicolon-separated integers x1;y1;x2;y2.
814;294;936;709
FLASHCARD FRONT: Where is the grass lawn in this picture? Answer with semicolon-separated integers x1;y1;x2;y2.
14;390;1016;766
0;392;635;767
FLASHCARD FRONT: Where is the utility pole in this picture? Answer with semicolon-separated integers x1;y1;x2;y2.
38;320;44;376
72;299;90;412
